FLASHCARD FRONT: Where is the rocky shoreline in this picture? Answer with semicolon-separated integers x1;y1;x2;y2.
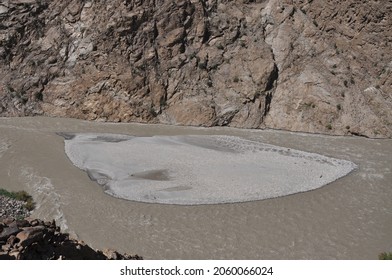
0;195;142;260
0;195;30;221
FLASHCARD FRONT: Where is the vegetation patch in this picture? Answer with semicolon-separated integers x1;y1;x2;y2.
0;188;35;211
302;102;316;109
379;252;392;260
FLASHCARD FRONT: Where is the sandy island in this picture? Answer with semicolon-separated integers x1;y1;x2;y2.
61;133;357;205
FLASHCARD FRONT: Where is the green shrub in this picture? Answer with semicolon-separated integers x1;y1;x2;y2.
35;91;43;101
198;61;207;70
379;252;392;260
303;102;315;109
0;188;35;211
0;188;16;198
24;199;35;211
189;52;197;59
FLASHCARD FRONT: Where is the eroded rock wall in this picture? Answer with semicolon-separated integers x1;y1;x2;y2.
0;0;391;137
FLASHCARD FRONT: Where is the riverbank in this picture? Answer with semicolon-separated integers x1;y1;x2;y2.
0;191;142;260
0;215;142;260
0;194;30;221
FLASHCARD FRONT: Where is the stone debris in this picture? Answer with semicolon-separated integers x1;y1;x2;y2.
0;217;142;260
0;195;30;220
0;194;142;260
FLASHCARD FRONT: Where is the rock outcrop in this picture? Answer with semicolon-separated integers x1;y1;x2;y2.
0;0;391;138
0;217;142;260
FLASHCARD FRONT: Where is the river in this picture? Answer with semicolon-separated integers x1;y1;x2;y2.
0;117;391;259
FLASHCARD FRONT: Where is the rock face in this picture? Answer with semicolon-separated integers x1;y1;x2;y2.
0;0;391;138
0;217;142;260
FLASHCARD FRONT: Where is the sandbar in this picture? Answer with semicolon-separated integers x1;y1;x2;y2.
62;134;357;205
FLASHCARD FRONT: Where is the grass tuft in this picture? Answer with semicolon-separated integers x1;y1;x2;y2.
0;188;35;211
379;252;392;260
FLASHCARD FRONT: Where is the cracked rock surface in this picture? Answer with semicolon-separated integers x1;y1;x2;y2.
0;0;391;137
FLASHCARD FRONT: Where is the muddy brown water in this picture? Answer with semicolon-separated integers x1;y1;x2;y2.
0;117;391;259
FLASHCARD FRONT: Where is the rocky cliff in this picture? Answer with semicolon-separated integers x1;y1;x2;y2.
0;0;391;137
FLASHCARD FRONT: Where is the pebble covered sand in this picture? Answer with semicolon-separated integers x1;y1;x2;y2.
0;195;30;220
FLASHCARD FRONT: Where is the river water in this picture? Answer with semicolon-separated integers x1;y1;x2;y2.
0;117;391;259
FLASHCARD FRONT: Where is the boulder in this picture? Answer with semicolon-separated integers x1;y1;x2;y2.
0;225;20;242
0;218;142;260
16;226;45;247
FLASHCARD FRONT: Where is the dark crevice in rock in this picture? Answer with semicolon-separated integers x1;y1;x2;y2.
213;109;240;127
264;92;273;117
265;63;279;92
202;24;211;44
350;131;369;138
263;60;278;117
